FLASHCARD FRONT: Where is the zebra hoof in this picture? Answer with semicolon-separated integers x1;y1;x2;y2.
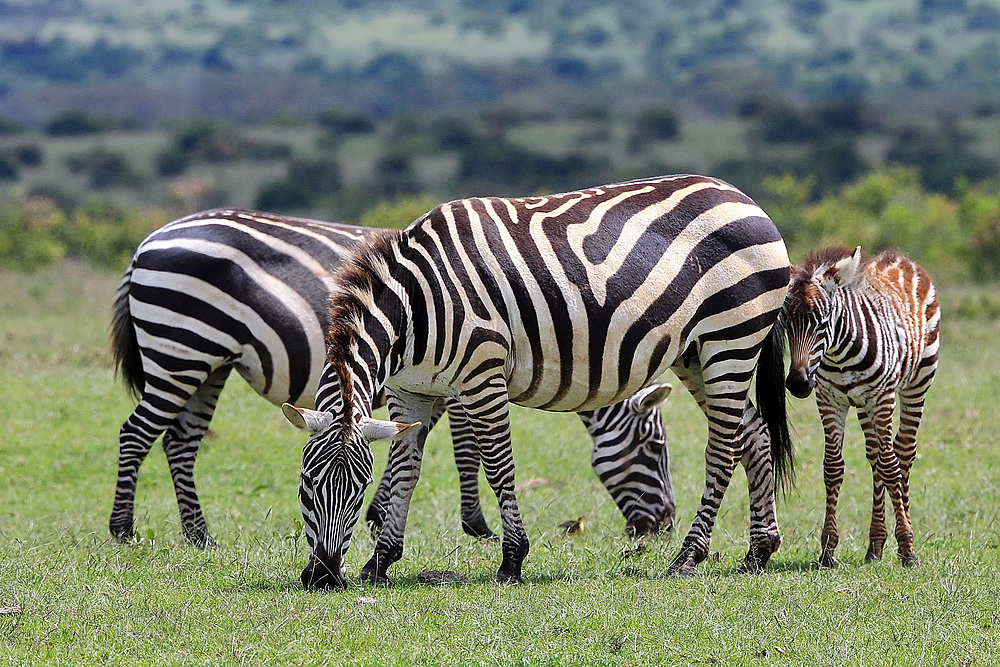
183;528;218;549
495;568;523;585
898;550;920;568
817;553;838;569
359;567;392;587
462;517;499;542
864;544;884;563
109;523;135;543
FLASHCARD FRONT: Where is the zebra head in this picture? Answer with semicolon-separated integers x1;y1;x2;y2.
783;246;864;399
282;402;418;590
583;382;675;537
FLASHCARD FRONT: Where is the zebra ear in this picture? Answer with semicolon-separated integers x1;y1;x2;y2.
828;246;863;288
630;383;673;414
282;403;334;435
360;416;422;442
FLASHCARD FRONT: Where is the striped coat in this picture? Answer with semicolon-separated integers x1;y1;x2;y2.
783;246;940;567
282;175;793;589
110;209;676;548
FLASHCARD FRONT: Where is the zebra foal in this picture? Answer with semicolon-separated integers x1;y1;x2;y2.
782;246;940;567
282;174;794;589
110;208;675;548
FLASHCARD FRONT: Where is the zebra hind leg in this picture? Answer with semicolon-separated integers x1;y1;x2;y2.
111;383;199;542
666;358;745;576
161;367;232;548
735;404;782;574
445;400;498;541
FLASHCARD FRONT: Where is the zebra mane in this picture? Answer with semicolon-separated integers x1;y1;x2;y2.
325;228;404;413
796;246;858;282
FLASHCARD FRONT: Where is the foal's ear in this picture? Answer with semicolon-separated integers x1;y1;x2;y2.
825;245;863;291
630;383;673;414
282;403;334;435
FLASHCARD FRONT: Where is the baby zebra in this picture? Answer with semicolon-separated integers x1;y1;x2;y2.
783;246;940;567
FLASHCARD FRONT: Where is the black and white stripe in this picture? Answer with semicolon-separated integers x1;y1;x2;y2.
282;174;793;589
782;246;940;567
110;208;676;548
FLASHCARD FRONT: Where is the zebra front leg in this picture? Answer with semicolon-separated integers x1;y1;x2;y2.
360;393;439;586
736;405;781;574
816;389;849;568
365;400;445;539
445;400;498;541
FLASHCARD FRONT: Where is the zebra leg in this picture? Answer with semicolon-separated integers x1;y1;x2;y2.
110;376;204;542
445;400;498;541
667;357;746;576
735;405;781;574
816;387;850;568
161;366;232;547
460;379;529;584
365;400;445;539
859;398;917;565
360;393;440;587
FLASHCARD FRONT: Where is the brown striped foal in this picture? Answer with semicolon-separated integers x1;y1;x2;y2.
782;246;940;567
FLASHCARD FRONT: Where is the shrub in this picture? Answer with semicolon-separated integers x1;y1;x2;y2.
44;110;113;136
253;179;314;212
358;195;440;229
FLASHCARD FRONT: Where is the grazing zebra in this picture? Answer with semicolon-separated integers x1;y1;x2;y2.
782;246;940;567
281;174;793;590
110;208;676;548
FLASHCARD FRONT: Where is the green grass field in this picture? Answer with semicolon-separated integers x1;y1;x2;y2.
1;263;999;665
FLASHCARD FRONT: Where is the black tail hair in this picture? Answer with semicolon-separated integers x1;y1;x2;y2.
756;317;794;494
109;265;144;400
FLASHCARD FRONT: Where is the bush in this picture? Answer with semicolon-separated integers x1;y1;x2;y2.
154;146;192;177
65;148;143;189
44;110;113;136
288;158;342;195
358;195;440;229
629;107;681;153
0;194;166;270
253;179;314;212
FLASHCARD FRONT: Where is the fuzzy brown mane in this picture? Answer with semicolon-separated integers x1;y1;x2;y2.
796;246;857;280
325;228;403;412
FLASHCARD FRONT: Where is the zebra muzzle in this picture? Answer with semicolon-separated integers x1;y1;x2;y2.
785;366;814;399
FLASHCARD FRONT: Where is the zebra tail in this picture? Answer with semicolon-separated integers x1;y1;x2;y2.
109;263;144;401
756;318;795;494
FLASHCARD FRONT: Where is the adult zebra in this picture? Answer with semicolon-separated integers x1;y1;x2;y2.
281;174;794;589
110;208;676;548
782;246;940;567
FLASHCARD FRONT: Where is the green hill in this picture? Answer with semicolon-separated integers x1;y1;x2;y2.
2;0;1000;125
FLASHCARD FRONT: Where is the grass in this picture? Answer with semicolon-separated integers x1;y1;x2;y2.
1;262;999;665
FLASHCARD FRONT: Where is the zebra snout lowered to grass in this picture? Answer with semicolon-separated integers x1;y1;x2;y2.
109;208;677;555
282;174;794;589
781;245;941;568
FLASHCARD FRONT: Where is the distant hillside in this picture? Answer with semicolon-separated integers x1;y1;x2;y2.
2;0;1000;125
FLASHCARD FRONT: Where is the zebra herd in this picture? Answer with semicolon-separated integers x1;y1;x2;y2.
110;174;940;589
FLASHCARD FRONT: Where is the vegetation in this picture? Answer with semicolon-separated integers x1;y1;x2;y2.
1;263;998;665
4;1;1000;124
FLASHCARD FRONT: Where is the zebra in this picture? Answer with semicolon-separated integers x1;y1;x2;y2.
782;245;940;567
281;174;794;590
110;208;677;549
